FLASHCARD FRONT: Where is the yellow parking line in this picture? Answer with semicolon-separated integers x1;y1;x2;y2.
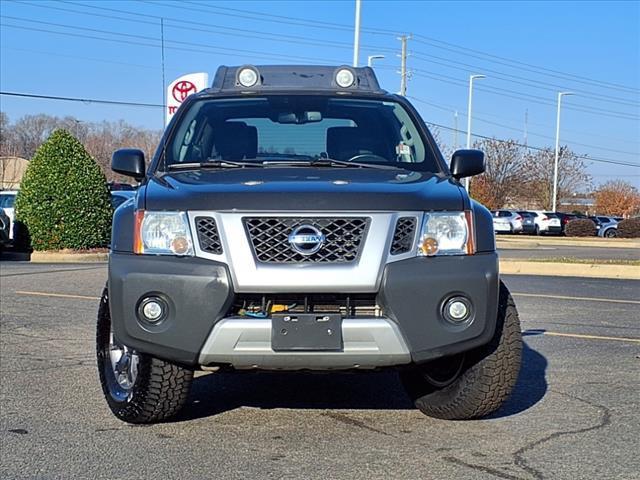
543;331;640;344
15;291;100;301
513;292;640;305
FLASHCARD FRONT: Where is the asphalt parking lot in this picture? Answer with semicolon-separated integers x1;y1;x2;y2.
1;262;639;480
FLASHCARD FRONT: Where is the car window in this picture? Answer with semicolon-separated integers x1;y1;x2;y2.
164;96;439;172
498;211;511;217
597;217;609;223
0;195;16;208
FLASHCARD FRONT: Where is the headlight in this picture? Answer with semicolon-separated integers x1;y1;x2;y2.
134;211;194;256
418;212;475;256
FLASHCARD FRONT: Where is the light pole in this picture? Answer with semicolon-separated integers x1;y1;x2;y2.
367;55;384;67
464;74;485;190
352;0;361;67
552;91;574;212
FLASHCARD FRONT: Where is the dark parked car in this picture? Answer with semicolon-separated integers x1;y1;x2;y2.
98;64;522;424
516;211;537;234
0;209;10;250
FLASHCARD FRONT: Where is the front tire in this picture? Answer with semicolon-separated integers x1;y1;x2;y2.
401;281;522;420
96;287;193;423
604;228;617;238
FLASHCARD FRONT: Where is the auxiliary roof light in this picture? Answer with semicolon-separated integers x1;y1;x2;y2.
335;67;356;88
236;66;260;88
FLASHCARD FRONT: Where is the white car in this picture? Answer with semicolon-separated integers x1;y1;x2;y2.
0;190;17;239
491;210;523;234
529;210;561;235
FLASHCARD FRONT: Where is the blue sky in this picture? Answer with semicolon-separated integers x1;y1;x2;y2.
1;0;638;186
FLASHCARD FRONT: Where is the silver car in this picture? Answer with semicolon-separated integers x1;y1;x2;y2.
593;216;619;238
491;210;523;234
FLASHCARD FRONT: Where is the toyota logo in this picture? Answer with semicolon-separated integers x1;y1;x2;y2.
288;225;326;255
172;81;197;102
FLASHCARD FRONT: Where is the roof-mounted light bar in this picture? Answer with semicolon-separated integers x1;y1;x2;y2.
236;65;261;88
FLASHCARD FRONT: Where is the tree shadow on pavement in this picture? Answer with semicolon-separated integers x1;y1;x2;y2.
177;332;548;422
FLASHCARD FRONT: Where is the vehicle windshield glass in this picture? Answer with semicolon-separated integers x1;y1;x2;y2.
162;96;440;172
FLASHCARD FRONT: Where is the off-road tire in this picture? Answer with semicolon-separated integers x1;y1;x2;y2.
400;281;522;420
96;287;193;423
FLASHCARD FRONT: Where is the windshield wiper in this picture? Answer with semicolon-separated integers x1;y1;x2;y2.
166;160;264;170
260;158;401;170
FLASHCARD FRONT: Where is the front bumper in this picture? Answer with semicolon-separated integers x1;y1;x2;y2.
109;252;499;369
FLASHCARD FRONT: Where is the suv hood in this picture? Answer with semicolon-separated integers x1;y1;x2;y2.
144;167;465;211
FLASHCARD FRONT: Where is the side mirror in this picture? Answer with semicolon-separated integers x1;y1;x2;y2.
449;149;485;179
112;149;145;181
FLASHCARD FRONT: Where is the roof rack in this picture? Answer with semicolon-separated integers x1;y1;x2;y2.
210;65;385;94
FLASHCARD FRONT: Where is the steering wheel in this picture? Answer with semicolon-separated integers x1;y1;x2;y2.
346;153;388;163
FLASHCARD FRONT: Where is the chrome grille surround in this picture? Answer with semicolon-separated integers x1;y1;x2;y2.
188;211;422;293
243;217;369;263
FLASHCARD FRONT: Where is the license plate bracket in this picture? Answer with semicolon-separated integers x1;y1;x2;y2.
271;313;343;351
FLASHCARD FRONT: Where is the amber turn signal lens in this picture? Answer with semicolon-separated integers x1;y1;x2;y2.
171;236;189;255
419;237;439;256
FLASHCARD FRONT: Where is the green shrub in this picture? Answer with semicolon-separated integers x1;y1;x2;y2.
15;129;112;251
565;218;596;237
617;218;640;238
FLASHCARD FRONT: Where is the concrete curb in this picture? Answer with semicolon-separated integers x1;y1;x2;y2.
497;235;639;249
30;251;108;263
500;259;640;280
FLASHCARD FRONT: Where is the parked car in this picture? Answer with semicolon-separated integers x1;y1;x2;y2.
527;210;562;235
0;209;10;250
554;212;581;235
590;216;619;238
110;190;135;210
516;211;537;234
0;190;17;240
97;64;522;424
491;210;523;234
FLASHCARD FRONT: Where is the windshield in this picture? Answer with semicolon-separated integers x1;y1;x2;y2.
162;96;440;172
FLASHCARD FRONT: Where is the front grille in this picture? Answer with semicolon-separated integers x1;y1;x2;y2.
231;293;380;318
390;217;417;255
243;217;369;263
195;216;223;254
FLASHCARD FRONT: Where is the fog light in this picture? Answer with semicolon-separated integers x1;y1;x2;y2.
138;296;168;324
443;296;472;324
448;301;468;320
143;301;163;321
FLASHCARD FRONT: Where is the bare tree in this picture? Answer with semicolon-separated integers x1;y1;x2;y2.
468;138;530;209
1;112;162;182
523;146;591;210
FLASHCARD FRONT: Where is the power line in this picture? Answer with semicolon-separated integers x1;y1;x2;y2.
0;91;163;108
412;35;639;95
2;90;637;170
10;0;395;55
0;21;342;65
424;120;640;167
410;52;639;107
409;70;639;121
105;0;640;94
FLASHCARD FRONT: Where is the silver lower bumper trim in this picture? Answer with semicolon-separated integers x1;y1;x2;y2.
198;317;411;370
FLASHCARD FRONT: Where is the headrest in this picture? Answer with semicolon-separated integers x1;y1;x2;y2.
326;126;389;161
215;122;258;160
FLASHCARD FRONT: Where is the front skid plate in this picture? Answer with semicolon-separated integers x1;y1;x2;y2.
198;317;411;370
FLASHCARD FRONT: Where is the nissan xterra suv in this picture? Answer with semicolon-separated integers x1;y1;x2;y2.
97;65;522;423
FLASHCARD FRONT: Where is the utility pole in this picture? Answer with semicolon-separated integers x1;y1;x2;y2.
453;110;459;151
398;35;410;96
524;109;528;147
352;0;361;67
552;92;574;212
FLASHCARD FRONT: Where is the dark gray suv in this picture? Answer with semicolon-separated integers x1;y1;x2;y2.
97;65;522;423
